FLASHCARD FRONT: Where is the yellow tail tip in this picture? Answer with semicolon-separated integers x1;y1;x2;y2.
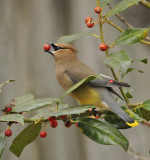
126;120;139;127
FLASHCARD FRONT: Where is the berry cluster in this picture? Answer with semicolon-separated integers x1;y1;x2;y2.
39;115;72;138
2;103;17;137
85;7;108;51
85;17;94;28
85;7;102;28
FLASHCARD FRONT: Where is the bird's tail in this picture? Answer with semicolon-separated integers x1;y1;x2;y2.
100;88;138;127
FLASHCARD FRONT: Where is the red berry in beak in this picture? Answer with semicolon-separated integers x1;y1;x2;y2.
43;43;51;51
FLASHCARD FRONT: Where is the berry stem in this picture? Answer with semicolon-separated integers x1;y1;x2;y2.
140;0;150;9
91;33;101;39
96;1;129;104
96;0;100;7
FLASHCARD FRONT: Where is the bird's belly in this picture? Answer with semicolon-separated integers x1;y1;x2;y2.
71;85;105;107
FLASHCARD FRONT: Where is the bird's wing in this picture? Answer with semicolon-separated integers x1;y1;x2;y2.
65;68;130;88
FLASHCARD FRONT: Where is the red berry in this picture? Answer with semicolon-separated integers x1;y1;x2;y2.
60;115;67;120
85;17;93;23
40;131;47;138
76;123;78;127
65;121;72;128
99;43;108;51
89;109;92;112
5;129;12;137
43;43;51;51
50;120;58;128
5;105;12;113
48;116;56;122
95;116;99;119
87;21;94;28
94;7;102;13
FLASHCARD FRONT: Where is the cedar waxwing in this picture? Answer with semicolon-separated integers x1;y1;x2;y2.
46;43;138;127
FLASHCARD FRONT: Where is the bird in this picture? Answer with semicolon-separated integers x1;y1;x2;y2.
46;43;138;127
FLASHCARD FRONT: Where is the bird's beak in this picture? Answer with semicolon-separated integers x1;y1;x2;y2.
45;50;54;56
51;43;59;51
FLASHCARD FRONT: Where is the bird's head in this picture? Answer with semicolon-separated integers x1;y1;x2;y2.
46;43;78;61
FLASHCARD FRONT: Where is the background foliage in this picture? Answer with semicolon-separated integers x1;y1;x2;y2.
0;0;150;160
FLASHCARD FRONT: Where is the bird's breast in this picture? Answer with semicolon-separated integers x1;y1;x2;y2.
71;85;102;106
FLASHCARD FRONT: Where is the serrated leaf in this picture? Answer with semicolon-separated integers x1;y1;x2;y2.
0;132;5;158
31;104;94;120
142;99;150;111
15;93;34;106
0;114;24;125
105;0;140;17
57;32;93;43
36;104;69;114
114;28;150;45
9;123;41;157
101;0;114;8
0;80;15;93
60;75;102;99
77;117;129;151
140;108;150;121
104;50;132;74
12;98;63;112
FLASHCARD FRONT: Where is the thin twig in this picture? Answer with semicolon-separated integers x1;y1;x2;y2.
107;3;150;42
106;20;150;45
128;147;150;160
140;0;150;9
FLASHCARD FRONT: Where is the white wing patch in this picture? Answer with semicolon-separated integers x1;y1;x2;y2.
100;74;111;79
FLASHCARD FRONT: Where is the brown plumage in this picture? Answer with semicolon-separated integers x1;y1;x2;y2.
46;43;138;127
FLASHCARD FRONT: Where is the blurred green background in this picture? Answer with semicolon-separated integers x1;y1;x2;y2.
0;0;150;160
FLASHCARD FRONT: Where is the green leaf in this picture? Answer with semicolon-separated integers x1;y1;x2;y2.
140;108;150;121
132;108;142;117
57;32;93;43
0;80;15;93
104;113;130;129
104;50;132;74
31;104;94;120
15;93;34;106
122;106;141;122
126;92;133;99
105;0;140;17
60;75;102;99
0;132;5;158
0;114;24;125
101;0;114;8
121;68;144;79
77;117;129;151
142;99;150;111
114;28;150;45
9;123;42;157
139;58;148;64
12;98;63;112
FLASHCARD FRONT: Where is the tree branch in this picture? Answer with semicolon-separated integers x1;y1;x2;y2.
107;3;150;43
140;0;150;9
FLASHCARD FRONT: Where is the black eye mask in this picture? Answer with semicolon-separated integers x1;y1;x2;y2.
51;43;67;51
